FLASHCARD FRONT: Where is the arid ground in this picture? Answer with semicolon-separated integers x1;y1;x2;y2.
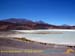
0;37;75;56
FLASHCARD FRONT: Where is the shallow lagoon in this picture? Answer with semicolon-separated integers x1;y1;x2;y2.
16;30;75;46
0;29;75;46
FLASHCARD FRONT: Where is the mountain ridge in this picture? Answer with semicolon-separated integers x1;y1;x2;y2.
0;18;75;30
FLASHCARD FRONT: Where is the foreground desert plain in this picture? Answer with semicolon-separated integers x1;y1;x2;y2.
0;30;75;56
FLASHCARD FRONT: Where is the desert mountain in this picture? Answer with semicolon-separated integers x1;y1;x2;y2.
0;18;75;30
3;18;34;24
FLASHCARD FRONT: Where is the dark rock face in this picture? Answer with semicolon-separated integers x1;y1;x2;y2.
0;18;75;30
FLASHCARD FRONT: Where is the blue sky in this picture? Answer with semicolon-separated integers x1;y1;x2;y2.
0;0;75;25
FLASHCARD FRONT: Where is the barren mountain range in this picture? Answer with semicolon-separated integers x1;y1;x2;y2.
0;18;75;30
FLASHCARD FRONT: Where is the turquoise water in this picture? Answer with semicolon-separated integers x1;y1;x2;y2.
17;31;75;46
2;30;74;46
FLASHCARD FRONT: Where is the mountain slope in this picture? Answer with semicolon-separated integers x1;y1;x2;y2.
3;18;34;24
0;18;75;30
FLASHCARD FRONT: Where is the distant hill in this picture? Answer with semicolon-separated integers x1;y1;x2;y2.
0;18;75;30
3;18;34;24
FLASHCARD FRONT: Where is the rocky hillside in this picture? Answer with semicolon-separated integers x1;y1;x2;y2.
0;18;75;30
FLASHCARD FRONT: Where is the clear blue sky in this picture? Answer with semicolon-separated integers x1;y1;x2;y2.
0;0;75;25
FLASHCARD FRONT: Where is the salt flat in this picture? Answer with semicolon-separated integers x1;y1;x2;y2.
0;29;75;46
